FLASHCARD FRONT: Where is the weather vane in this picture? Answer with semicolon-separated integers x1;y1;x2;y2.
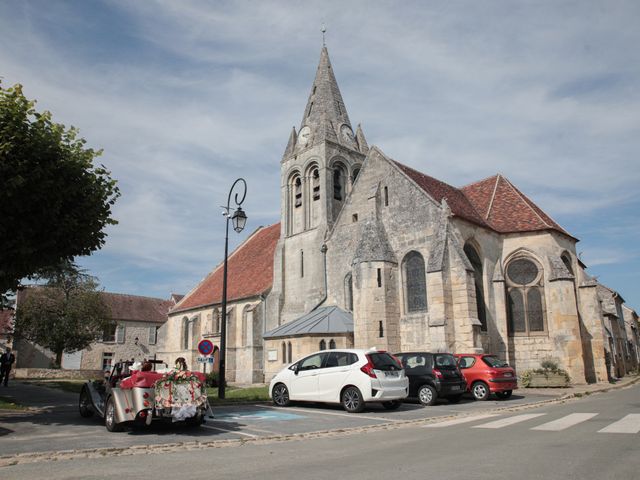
321;24;326;46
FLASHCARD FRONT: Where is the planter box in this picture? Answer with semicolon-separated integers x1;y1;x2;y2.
528;372;569;388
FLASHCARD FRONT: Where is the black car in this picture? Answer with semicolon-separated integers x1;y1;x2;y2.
394;352;467;405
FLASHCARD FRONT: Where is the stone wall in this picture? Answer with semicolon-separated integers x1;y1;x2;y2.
13;368;102;379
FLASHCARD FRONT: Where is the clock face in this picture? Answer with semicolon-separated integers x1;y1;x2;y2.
298;126;311;147
340;124;354;143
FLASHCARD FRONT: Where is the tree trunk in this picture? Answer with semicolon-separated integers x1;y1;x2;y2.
55;350;63;368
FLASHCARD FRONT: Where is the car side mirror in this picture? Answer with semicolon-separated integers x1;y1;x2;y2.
293;364;299;375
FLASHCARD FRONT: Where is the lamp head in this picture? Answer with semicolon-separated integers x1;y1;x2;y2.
232;207;247;233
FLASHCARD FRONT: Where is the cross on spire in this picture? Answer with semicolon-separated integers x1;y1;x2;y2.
321;24;326;46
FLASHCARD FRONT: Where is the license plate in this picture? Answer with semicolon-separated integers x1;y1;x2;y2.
450;385;461;391
503;373;513;377
385;371;399;377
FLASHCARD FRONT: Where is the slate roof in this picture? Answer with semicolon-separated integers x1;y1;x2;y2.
16;288;172;324
172;223;280;314
392;160;572;238
263;306;353;339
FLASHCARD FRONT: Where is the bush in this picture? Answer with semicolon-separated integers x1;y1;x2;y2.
206;371;226;388
520;357;571;387
540;358;559;371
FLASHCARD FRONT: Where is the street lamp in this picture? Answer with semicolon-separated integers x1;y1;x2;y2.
218;178;247;399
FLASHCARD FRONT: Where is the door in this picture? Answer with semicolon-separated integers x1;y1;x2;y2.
288;353;327;400
317;351;358;402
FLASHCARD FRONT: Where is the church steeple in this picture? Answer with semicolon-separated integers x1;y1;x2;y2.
296;47;358;152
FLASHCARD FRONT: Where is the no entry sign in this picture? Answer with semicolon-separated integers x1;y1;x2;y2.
198;339;214;356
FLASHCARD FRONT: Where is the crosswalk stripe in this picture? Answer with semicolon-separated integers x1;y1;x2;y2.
472;413;547;429
424;413;500;428
598;414;640;434
531;413;598;431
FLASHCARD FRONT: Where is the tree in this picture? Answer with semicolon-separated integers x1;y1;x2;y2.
0;82;120;302
14;263;111;367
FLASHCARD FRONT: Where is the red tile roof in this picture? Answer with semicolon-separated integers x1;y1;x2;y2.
461;175;571;237
172;223;281;313
394;161;488;227
0;310;13;335
16;288;172;324
393;161;571;238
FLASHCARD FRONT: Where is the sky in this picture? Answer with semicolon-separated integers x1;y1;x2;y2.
1;1;639;308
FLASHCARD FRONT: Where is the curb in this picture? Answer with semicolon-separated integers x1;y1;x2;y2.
1;375;638;467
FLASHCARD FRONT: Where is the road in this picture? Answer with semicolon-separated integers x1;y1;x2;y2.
1;383;638;479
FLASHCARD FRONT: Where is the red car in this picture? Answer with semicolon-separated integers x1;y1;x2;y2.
454;354;517;400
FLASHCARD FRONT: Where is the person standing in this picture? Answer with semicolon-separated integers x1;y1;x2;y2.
0;348;16;387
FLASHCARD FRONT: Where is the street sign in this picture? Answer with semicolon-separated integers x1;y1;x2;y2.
198;339;214;356
197;357;215;364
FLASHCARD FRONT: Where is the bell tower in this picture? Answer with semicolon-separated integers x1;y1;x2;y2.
270;46;370;327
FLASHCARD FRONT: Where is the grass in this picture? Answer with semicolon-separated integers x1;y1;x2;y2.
207;385;269;403
0;396;27;410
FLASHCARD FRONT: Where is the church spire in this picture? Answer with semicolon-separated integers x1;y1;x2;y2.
296;47;357;152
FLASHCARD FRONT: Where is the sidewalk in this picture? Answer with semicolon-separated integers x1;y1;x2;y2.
520;373;640;398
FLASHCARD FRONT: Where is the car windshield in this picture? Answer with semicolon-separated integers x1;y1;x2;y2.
368;353;401;371
434;354;458;369
482;356;509;368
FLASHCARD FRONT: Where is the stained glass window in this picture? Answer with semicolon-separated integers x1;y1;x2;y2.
404;251;427;312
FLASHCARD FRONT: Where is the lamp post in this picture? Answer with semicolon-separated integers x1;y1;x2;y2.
218;178;247;399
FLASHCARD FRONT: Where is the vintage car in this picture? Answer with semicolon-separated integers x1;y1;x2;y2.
79;360;211;432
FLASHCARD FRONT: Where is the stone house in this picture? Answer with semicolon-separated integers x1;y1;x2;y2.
169;46;639;385
14;287;173;371
159;224;280;383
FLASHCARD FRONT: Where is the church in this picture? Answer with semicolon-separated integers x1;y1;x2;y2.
161;46;639;385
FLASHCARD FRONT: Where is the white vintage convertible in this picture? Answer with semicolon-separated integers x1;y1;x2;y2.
79;360;211;432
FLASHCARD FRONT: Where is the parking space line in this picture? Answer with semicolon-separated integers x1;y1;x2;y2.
200;424;260;438
424;413;499;428
266;406;399;423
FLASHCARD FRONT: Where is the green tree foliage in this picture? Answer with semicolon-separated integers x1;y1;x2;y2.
15;263;112;367
0;82;120;303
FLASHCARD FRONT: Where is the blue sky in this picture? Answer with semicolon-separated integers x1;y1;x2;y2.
1;1;639;308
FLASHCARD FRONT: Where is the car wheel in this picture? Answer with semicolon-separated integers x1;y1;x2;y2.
105;396;124;432
382;400;402;410
185;413;203;427
447;394;463;404
471;381;490;401
418;384;437;406
79;387;94;418
495;390;513;400
341;386;365;413
272;383;291;407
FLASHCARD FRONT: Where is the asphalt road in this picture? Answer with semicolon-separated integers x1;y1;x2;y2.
0;381;553;455
1;383;638;479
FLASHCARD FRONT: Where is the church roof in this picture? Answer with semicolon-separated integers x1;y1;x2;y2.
391;158;573;238
171;223;280;314
263;306;353;339
461;175;571;237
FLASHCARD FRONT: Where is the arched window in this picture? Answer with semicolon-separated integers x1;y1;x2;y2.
344;273;353;312
319;339;326;350
282;342;286;364
506;257;547;335
312;168;320;201
403;251;427;312
213;309;220;333
294;177;302;208
333;164;346;201
182;317;189;350
464;243;487;331
287;342;292;363
329;339;336;349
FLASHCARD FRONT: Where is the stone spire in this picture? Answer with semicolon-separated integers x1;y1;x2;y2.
282;126;297;161
352;217;396;265
297;47;357;152
355;124;369;154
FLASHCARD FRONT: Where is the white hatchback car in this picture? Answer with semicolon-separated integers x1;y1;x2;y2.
269;349;409;413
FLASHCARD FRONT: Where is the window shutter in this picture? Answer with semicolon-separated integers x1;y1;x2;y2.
115;324;125;344
148;326;157;345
